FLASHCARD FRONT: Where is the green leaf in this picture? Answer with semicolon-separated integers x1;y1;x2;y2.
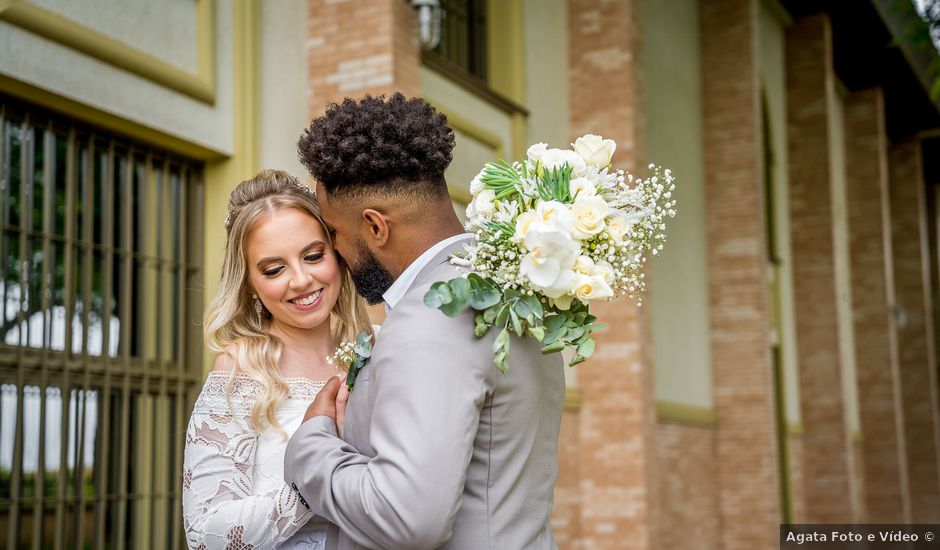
474;322;491;338
541;340;566;355
423;281;453;309
448;277;470;302
510;309;523;336
569;354;586;367
492;327;509;353
468;274;502;310
483;306;499;324
528;326;546;341
544;315;566;332
354;331;373;358
565;326;585;342
543;326;567;345
577;338;596;359
494;304;511;328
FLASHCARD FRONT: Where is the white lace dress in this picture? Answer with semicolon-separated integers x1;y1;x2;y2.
182;372;327;549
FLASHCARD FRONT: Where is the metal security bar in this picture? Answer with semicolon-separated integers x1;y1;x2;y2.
0;95;204;550
429;0;488;81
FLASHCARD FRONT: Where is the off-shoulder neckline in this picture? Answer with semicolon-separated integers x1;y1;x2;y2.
205;370;331;385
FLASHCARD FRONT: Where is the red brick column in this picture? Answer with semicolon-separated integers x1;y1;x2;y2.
568;1;658;549
889;138;940;522
701;1;781;547
307;0;421;114
785;14;854;523
844;88;910;522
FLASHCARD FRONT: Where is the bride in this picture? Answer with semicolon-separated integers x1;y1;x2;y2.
182;170;372;548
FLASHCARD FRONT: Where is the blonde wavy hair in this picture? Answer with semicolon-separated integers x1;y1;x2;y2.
204;169;372;434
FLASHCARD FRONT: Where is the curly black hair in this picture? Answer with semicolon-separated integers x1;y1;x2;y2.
297;93;455;198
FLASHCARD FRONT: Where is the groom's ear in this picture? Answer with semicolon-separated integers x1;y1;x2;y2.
361;208;390;247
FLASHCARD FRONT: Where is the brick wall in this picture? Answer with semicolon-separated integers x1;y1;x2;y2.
552;405;583;550
655;422;721;550
307;0;420;114
785;14;854;522
844;88;910;522
889;138;940;522
700;1;781;547
567;1;658;549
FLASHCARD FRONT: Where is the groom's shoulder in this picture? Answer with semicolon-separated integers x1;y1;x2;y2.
389;263;478;331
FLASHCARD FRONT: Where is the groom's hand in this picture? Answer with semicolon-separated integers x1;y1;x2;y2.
303;372;347;424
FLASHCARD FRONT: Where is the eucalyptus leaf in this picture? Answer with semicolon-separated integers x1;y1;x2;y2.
483;306;499;324
577;338;596;358
565;326;585;342
423;283;447;309
544;315;566;332
510;309;523;336
495;304;511;328
569;354;586;367
493;327;510;355
528;326;546;341
541;340;566;355
468;275;502;310
474;322;491;337
448;277;471;302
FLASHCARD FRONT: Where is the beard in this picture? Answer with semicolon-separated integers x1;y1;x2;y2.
348;240;396;305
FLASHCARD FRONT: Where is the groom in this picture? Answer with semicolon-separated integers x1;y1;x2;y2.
285;94;565;550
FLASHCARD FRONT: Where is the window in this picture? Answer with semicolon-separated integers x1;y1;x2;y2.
0;95;204;548
429;0;489;81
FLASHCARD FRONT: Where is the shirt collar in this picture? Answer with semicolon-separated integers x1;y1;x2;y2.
382;233;473;312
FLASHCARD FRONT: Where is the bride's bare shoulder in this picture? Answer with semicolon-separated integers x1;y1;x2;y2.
211;344;240;374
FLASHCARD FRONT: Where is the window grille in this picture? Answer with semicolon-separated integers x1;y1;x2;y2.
0;95;204;549
429;0;488;81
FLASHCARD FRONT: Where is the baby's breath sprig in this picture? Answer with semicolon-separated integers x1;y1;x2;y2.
325;331;373;391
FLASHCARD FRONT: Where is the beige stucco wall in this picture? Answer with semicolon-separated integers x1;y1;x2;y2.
31;0;198;72
829;84;862;436
259;0;310;179
760;1;802;425
421;67;512;198
645;0;713;409
0;0;234;154
523;0;569;152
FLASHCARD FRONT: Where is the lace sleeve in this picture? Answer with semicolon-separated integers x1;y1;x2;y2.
182;374;312;549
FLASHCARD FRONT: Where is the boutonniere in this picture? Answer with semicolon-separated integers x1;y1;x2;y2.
326;330;373;391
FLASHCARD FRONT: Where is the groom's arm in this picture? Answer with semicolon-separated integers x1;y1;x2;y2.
284;302;488;550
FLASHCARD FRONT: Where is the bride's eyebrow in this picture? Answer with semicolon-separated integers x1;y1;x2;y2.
255;241;327;268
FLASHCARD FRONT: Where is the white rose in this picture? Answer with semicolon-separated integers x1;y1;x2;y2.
594;260;615;284
573;255;596;275
574;273;614;301
570;195;609;240
573;134;616;168
605;214;627;243
527;142;548;166
514;210;539;241
471;189;497;217
520;227;580;291
533;200;574;234
469;169;486;194
540;148;586;176
570;176;597;198
543;268;578;299
552;294;575;311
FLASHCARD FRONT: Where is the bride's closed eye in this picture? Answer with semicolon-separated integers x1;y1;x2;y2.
260;252;325;277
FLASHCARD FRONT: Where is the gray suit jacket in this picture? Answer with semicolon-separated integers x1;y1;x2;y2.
284;239;565;550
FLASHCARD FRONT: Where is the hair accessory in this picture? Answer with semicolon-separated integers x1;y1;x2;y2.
222;181;315;230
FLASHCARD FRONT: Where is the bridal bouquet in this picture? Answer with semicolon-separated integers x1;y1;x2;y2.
424;134;676;372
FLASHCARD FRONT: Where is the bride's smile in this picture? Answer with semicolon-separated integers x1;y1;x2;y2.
246;207;341;331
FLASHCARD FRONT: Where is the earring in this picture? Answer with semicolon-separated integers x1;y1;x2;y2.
254;295;264;325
